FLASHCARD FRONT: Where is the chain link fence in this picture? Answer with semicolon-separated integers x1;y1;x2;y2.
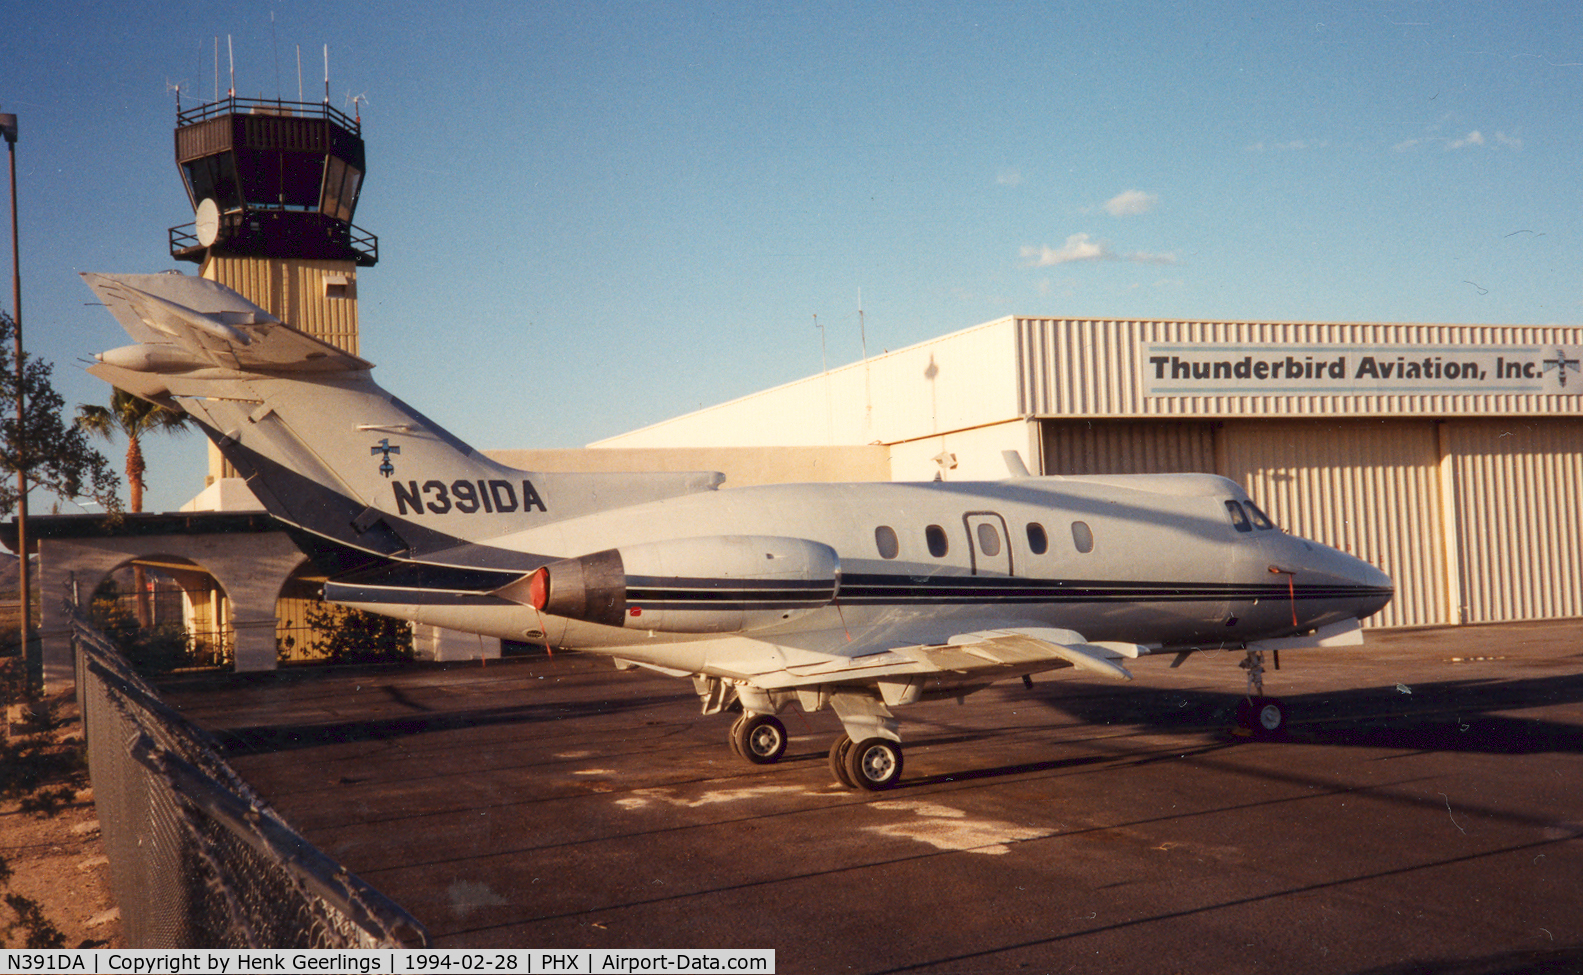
71;609;429;948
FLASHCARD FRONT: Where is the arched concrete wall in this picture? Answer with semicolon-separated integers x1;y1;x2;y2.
38;532;309;689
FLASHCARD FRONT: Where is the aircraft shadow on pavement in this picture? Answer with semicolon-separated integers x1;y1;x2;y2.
209;692;687;756
1021;670;1583;757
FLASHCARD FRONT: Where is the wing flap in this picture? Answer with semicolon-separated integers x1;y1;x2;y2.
701;624;1136;688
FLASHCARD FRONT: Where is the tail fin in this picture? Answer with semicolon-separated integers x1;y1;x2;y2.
82;273;722;567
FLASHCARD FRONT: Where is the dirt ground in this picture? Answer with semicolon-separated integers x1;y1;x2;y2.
0;693;124;950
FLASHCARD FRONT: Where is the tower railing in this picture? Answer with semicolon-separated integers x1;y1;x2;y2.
177;95;361;136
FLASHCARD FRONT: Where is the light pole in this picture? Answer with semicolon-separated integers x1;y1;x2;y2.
0;110;27;685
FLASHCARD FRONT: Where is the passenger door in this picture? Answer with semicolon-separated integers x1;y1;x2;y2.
963;512;1013;576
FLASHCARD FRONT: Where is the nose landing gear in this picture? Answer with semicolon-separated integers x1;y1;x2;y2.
1235;649;1288;737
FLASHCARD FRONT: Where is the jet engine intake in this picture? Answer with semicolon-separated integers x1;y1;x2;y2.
501;535;841;634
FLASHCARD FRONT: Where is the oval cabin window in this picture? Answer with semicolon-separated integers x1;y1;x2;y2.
925;525;949;558
1026;522;1048;554
1071;520;1094;554
976;522;1002;557
874;525;900;559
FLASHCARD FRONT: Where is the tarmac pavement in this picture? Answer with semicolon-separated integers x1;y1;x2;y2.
158;619;1583;974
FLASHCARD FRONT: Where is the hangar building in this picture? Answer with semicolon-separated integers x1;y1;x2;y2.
593;315;1583;631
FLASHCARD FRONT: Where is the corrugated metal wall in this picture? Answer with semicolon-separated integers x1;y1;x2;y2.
1042;420;1217;475
1443;419;1583;623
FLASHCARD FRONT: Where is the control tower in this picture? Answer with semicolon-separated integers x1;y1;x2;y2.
168;93;378;482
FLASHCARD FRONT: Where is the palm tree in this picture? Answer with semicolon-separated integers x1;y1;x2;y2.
76;388;193;625
75;388;192;514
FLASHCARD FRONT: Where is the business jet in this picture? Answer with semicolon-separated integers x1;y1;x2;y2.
82;272;1394;790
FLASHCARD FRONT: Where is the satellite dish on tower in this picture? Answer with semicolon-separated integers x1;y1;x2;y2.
195;198;221;247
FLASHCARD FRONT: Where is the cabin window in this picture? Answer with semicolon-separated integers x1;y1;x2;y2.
875;525;900;559
1246;501;1277;531
1026;522;1048;555
1225;500;1253;533
976;522;1002;557
1070;520;1094;554
925;524;949;558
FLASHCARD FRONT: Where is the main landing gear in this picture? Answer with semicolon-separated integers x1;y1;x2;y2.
728;712;905;791
1235;649;1288;737
729;713;788;764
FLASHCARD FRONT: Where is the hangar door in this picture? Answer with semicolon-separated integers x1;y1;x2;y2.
1218;420;1445;630
1041;419;1445;629
1441;419;1583;624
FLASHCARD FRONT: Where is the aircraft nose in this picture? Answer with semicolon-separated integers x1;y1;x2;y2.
1277;537;1394;623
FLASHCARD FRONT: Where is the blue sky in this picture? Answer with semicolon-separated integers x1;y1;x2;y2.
2;1;1580;512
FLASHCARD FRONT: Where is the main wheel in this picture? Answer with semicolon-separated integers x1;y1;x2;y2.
828;735;855;789
727;715;745;757
733;714;788;764
843;737;903;791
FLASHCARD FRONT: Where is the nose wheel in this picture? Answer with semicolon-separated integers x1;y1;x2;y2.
1235;696;1288;735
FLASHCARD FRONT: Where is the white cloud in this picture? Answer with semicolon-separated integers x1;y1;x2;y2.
1020;233;1179;268
1104;190;1156;217
1245;139;1329;152
1395;129;1521;153
996;168;1024;187
1021;233;1109;266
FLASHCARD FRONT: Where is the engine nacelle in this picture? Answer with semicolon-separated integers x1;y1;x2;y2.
498;535;841;634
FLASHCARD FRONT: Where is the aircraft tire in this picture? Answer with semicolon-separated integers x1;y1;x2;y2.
1235;697;1288;738
734;714;788;764
844;737;903;791
828;735;855;789
1253;697;1288;736
727;715;745;757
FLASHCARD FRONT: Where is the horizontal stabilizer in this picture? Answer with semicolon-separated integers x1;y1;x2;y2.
82;272;372;374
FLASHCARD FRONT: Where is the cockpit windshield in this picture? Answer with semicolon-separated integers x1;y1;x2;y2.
1225;498;1281;533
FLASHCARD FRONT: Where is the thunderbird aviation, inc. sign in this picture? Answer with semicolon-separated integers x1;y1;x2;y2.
1142;344;1581;397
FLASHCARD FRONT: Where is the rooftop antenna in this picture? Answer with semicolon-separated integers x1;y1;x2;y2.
858;288;869;360
227;34;235;97
859;290;874;438
296;45;303;103
324;44;330;104
271;12;281;99
816;314;833;441
213;36;219;103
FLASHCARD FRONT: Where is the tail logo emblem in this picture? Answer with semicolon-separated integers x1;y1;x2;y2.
371;438;402;478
